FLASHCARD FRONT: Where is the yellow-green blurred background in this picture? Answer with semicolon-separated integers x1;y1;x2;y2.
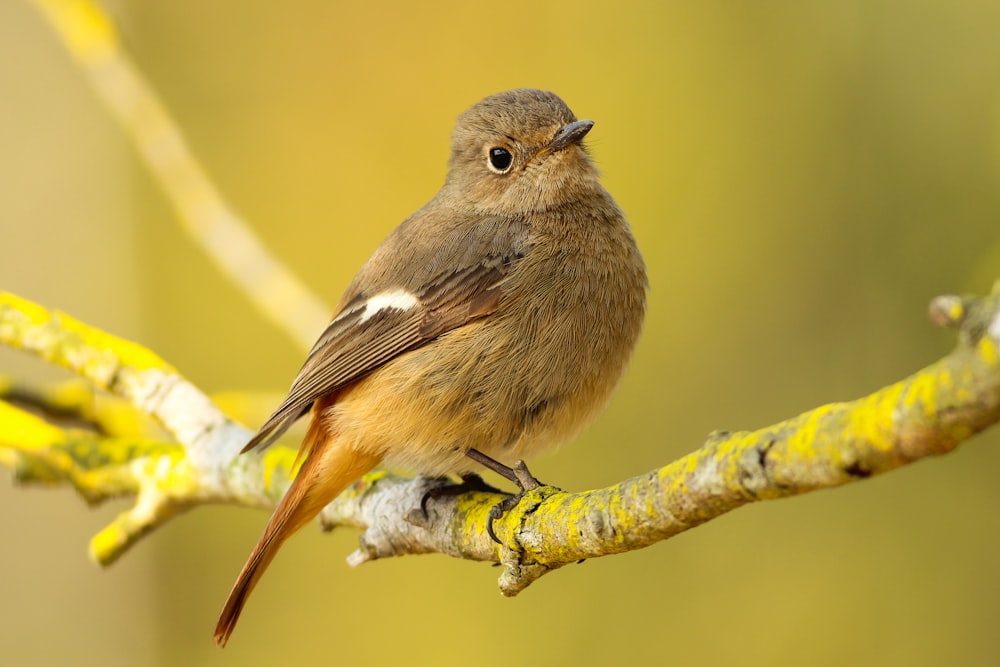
3;1;1000;665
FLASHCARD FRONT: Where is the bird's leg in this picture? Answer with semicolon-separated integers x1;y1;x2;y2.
465;448;543;489
465;448;546;544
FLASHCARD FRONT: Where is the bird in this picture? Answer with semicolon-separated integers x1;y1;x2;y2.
214;88;647;647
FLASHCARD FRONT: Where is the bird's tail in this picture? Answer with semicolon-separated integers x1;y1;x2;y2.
214;417;380;647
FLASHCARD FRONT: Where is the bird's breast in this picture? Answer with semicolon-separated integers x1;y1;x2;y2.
326;211;646;476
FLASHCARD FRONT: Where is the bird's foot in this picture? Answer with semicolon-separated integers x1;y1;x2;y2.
462;450;548;544
484;459;546;543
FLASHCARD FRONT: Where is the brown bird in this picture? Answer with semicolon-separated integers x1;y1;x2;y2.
214;88;647;647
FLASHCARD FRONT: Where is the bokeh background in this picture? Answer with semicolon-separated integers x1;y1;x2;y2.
3;1;1000;665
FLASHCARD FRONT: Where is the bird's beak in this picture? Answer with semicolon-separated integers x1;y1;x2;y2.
548;119;595;152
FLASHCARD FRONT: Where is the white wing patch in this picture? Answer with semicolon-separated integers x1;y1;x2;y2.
359;289;419;323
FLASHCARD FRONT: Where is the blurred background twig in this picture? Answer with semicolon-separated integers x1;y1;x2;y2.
32;0;330;352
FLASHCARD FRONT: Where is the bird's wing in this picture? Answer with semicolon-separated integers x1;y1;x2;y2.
240;251;521;453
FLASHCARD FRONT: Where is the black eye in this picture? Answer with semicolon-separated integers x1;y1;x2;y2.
488;147;513;173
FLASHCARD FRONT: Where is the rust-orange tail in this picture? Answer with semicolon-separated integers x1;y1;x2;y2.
214;418;380;647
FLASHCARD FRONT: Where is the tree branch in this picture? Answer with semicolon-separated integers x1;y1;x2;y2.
2;283;997;594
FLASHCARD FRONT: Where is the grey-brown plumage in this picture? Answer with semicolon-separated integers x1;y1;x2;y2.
215;89;647;647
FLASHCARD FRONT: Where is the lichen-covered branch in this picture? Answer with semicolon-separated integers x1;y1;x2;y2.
1;284;997;595
0;292;294;564
319;284;1000;594
0;292;247;470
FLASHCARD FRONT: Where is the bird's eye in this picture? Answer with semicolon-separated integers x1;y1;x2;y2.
487;147;513;173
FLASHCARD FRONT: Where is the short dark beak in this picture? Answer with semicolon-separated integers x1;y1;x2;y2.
549;119;594;152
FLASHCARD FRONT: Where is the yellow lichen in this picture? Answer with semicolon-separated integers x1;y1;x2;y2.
947;300;964;323
89;523;124;565
852;385;902;453
978;336;998;366
260;447;296;493
0;401;66;450
902;368;939;416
